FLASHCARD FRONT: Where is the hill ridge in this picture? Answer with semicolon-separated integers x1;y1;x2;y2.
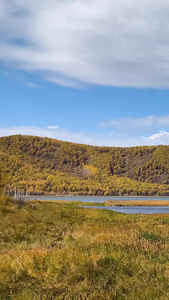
1;135;169;196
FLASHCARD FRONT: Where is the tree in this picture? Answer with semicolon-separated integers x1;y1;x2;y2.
0;165;10;204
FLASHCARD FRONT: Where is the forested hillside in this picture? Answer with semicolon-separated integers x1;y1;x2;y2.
1;135;169;196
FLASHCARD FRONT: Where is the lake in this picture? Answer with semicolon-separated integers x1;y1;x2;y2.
27;195;169;214
27;195;169;203
81;206;169;214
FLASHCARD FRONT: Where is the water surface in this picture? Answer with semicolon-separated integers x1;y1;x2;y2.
82;206;169;214
27;195;169;203
27;195;169;213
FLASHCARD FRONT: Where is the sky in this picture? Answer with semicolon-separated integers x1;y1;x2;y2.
1;0;169;147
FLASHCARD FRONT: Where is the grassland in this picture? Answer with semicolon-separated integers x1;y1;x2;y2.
0;200;169;299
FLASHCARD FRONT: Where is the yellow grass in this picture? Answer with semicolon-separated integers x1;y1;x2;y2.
105;200;169;206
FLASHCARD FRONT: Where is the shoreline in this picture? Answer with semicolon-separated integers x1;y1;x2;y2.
27;194;169;198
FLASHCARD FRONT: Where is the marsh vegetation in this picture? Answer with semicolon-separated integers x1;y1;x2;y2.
105;200;169;206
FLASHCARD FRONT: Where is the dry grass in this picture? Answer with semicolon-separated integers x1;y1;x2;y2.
0;201;169;299
105;200;169;206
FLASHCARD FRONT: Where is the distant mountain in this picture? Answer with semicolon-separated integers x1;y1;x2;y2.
1;135;169;196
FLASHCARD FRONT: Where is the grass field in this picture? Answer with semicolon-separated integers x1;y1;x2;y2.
0;200;169;299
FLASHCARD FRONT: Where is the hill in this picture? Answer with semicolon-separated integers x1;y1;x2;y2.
1;135;169;196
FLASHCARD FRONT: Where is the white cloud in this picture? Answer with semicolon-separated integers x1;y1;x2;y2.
1;126;169;147
47;126;59;129
142;130;169;143
100;115;169;131
1;1;169;87
24;82;38;88
0;126;95;145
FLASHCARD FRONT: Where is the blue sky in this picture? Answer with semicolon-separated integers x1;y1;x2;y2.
1;0;169;146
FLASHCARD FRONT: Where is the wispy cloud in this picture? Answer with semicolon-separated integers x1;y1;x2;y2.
0;126;95;145
47;126;59;129
100;115;169;131
1;1;169;88
24;82;38;88
0;126;169;147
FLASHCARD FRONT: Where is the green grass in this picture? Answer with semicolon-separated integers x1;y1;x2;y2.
0;201;169;299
